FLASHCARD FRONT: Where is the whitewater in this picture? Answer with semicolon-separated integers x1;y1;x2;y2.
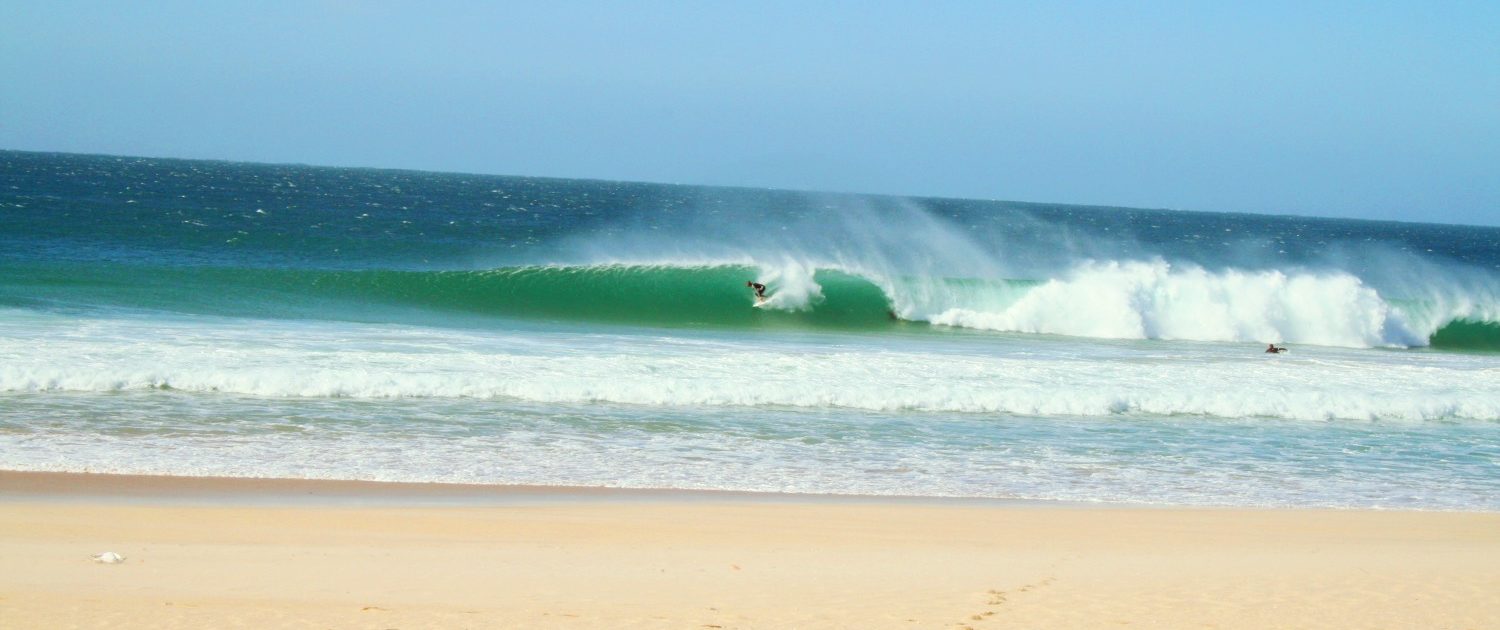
2;151;1498;509
4;310;1497;422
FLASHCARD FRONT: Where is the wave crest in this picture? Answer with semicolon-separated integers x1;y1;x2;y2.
8;257;1498;349
917;260;1417;347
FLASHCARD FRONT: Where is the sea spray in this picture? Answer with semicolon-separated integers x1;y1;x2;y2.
4;151;1500;509
5;256;1496;347
924;260;1417;347
752;257;825;311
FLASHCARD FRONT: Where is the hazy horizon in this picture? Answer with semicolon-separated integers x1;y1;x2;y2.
11;147;1500;231
3;2;1496;226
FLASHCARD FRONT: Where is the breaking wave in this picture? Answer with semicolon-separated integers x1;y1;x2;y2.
12;256;1500;349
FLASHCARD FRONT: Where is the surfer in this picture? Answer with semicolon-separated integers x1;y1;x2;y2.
1265;343;1287;354
747;281;767;302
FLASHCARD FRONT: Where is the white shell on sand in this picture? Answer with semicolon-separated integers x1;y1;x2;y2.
91;552;125;564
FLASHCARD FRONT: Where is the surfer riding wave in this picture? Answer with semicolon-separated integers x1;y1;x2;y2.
747;280;767;303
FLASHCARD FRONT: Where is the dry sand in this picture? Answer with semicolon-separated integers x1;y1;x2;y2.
1;471;1497;629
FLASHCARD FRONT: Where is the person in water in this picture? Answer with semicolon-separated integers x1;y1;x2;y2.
1266;343;1287;354
746;281;767;301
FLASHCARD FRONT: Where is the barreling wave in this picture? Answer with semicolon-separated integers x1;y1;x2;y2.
5;261;897;330
6;258;1499;350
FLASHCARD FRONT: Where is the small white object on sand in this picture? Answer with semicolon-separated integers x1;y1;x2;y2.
91;552;125;564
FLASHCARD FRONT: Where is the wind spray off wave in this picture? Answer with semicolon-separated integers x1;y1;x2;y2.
550;193;1500;350
6;152;1500;509
919;259;1429;347
8;257;1498;349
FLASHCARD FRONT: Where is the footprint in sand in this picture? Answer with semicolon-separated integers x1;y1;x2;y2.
965;577;1057;624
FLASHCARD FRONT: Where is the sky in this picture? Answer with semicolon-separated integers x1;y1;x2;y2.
2;1;1497;226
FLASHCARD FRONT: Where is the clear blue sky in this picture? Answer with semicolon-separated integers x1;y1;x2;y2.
2;1;1496;225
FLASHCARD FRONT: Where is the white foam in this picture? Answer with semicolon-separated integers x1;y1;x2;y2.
558;194;1500;349
753;257;824;311
3;311;1497;509
4;390;1496;509
914;259;1449;348
2;312;1496;423
563;251;1495;350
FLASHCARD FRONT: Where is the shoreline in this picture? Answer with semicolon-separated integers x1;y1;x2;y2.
4;469;1495;513
0;470;1074;507
2;470;1498;628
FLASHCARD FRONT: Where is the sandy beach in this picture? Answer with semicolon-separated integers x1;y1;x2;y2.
0;472;1496;629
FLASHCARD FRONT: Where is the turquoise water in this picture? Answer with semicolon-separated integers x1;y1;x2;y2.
2;150;1498;508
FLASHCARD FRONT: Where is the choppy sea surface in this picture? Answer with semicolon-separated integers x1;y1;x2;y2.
2;150;1497;509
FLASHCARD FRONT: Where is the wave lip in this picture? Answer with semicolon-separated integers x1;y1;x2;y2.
7;256;1500;350
1;261;901;331
910;259;1498;349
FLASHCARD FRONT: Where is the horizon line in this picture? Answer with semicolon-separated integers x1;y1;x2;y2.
3;147;1493;230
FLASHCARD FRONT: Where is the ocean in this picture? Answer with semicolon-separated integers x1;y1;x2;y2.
2;150;1497;509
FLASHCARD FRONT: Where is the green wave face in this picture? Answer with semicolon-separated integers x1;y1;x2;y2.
1428;319;1500;353
355;265;900;329
4;263;903;331
11;260;1500;348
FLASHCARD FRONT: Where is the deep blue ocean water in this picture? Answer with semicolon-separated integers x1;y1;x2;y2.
3;150;1497;508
